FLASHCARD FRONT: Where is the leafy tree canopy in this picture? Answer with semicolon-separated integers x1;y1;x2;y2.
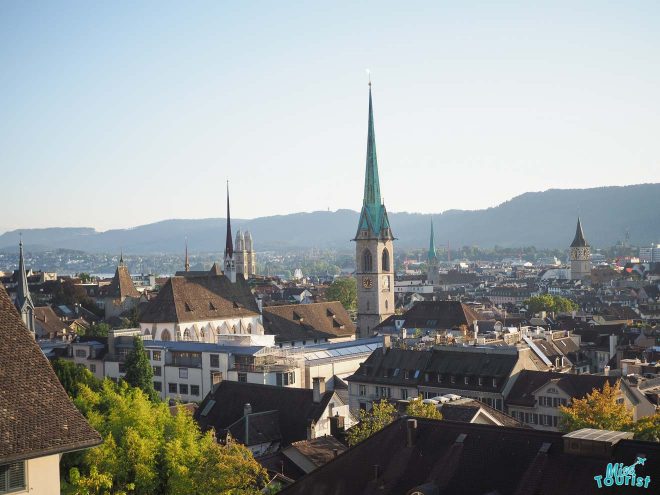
406;396;442;420
559;381;632;432
52;359;102;398
64;381;267;495
325;277;357;311
347;400;396;447
524;294;578;315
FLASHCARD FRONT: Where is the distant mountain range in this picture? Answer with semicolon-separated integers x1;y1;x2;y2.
2;184;658;254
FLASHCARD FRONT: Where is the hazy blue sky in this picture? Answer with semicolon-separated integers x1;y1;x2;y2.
2;1;659;233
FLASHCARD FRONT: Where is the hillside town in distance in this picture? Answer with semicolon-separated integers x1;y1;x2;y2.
1;83;659;495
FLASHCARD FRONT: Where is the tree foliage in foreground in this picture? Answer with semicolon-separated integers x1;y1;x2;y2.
559;381;632;432
346;400;396;447
52;359;102;398
406;396;443;420
63;381;267;495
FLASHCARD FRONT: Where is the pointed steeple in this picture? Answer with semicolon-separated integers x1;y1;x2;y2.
15;236;35;334
428;219;438;262
119;250;124;266
223;181;236;283
225;181;234;258
570;217;589;247
363;83;381;207
184;239;190;272
355;83;392;240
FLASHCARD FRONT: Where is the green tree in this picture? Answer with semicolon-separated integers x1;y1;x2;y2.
86;323;110;338
406;396;442;419
64;381;267;495
347;400;396;447
524;294;578;315
123;336;157;401
52;359;102;398
77;273;93;283
325;277;357;311
559;381;633;432
631;413;660;442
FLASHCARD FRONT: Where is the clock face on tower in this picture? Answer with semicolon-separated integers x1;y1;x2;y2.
362;277;373;289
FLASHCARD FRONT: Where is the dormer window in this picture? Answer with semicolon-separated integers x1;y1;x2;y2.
464;376;469;385
209;302;216;310
450;376;456;384
478;377;483;387
403;370;409;380
492;378;498;387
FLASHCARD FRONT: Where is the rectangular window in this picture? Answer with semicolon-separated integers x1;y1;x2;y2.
532;413;538;425
464;376;469;385
179;368;188;379
552;416;558;427
437;374;442;383
450;376;456;384
89;364;96;373
403;370;409;379
191;385;200;396
238;372;247;383
401;388;409;400
210;354;220;368
478;377;483;386
0;461;26;493
144;350;151;360
154;381;162;392
168;383;177;393
153;366;162;377
118;363;126;374
179;384;188;395
359;384;367;396
152;351;161;361
75;349;87;358
552;397;560;408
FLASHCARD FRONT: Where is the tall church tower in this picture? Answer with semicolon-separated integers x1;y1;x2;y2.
354;83;394;338
569;217;591;281
224;183;237;283
15;239;35;335
235;229;247;278
244;231;256;276
427;219;440;286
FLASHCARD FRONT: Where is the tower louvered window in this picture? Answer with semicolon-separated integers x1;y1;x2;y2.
363;250;373;272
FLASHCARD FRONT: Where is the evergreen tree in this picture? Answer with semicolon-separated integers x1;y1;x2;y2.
123;336;157;401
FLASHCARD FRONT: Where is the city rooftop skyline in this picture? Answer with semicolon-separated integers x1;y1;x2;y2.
2;1;660;233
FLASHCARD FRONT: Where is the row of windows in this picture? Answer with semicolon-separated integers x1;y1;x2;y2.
511;410;559;427
276;372;296;387
157;324;254;342
362;248;390;272
359;384;411;400
158;382;200;396
538;396;568;408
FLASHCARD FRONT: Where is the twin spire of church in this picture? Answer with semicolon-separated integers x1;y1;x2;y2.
15;237;35;335
428;219;438;262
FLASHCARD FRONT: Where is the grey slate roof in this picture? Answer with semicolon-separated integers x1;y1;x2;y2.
0;283;101;463
262;302;356;343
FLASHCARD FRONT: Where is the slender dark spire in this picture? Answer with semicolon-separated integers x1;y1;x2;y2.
570;217;589;247
225;181;234;258
16;237;33;308
119;250;124;266
363;84;382;207
184;238;190;272
428;218;438;262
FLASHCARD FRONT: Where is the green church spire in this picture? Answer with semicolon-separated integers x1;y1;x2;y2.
363;83;381;207
428;219;438;262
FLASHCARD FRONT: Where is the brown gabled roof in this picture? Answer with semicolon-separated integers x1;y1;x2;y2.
262;302;356;343
506;370;619;407
195;381;335;446
279;418;660;495
0;283;101;463
101;265;140;299
34;305;70;338
399;301;482;330
140;274;259;324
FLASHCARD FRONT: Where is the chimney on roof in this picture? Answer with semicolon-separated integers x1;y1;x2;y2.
243;403;252;417
406;418;417;448
373;464;381;482
609;334;617;360
382;335;391;355
313;377;326;403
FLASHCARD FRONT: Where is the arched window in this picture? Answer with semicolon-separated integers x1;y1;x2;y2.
385;300;389;310
382;248;390;272
247;323;252;334
144;329;151;336
363;249;373;272
183;328;191;341
161;329;171;341
232;325;237;334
